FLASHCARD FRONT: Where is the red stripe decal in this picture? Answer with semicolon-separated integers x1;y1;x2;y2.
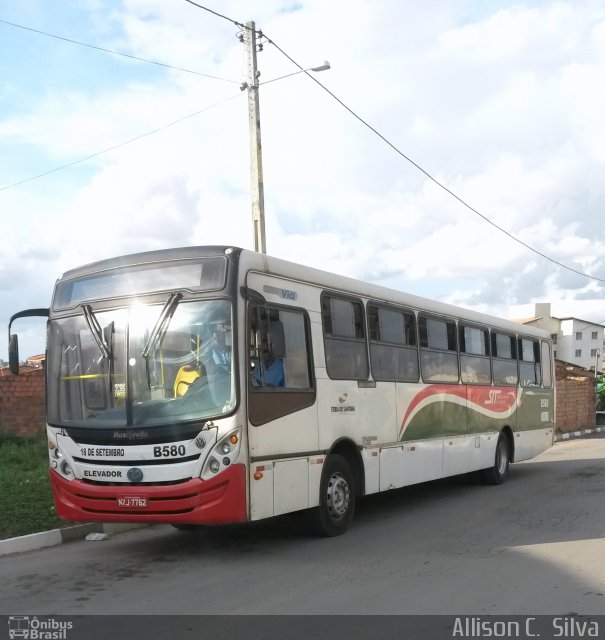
400;385;519;437
400;384;466;431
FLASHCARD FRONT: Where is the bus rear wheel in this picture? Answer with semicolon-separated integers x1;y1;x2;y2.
310;454;356;537
481;431;510;485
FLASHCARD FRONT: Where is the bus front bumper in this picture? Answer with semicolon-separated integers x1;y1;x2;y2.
50;464;247;525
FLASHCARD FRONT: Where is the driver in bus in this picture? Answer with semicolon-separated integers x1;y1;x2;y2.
252;339;285;388
207;324;231;373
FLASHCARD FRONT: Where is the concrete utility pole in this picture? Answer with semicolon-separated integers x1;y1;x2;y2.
241;20;329;254
243;21;266;254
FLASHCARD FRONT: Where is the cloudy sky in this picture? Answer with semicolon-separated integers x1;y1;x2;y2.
1;0;604;360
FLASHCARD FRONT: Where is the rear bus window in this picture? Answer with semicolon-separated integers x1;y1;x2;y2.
518;337;541;387
541;341;553;388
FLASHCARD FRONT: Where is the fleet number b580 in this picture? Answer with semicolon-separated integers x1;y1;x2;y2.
154;445;186;458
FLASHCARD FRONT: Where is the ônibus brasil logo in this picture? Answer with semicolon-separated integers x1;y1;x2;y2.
8;616;73;640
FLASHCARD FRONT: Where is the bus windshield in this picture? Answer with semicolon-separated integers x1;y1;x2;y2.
47;299;234;428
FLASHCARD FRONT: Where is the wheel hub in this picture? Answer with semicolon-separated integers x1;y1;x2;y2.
326;472;350;521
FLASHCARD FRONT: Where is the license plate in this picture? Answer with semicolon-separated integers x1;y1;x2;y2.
117;496;148;509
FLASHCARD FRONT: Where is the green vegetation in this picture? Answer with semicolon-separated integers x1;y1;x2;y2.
0;432;64;539
598;377;605;411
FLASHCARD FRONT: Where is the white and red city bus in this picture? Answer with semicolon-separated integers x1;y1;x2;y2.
8;246;554;535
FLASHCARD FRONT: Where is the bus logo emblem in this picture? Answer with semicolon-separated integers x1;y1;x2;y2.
127;468;144;483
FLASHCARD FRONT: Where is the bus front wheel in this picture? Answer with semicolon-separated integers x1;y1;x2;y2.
310;454;356;536
481;432;510;485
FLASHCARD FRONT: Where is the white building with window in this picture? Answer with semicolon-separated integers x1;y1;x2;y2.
515;303;603;372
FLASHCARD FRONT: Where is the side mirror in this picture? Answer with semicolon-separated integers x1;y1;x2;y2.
7;307;50;376
9;334;19;375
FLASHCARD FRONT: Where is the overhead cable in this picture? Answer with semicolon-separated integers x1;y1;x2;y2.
0;93;243;191
0;17;239;83
179;1;605;286
261;34;605;285
182;0;246;29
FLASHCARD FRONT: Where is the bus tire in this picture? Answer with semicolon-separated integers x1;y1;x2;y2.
481;431;510;485
310;454;356;537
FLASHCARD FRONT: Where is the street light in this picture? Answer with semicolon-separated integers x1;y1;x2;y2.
260;61;331;87
242;20;330;254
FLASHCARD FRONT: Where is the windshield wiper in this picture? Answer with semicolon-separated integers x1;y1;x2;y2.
141;293;183;359
141;293;183;391
81;305;110;359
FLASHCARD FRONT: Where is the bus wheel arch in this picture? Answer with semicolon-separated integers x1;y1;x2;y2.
481;427;513;485
309;439;362;537
328;438;365;497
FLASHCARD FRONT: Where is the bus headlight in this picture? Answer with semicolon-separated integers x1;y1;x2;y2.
201;429;241;479
60;460;73;476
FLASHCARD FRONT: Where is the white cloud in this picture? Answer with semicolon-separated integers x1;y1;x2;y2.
2;0;605;360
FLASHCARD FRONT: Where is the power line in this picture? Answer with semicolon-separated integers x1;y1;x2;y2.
182;0;246;29
0;93;243;192
180;0;605;286
0;18;239;84
260;35;605;286
35;0;602;287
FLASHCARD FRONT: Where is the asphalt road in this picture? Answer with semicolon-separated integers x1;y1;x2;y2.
1;437;604;616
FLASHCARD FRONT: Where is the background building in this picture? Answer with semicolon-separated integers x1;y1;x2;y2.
516;303;603;372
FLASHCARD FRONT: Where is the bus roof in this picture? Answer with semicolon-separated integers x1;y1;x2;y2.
56;245;549;339
246;250;548;339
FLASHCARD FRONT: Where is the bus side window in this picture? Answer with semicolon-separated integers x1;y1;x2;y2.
249;304;313;390
418;315;459;383
459;324;491;384
321;294;369;380
368;303;419;382
491;332;518;385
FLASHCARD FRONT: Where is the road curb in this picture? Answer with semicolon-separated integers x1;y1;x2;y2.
0;523;147;557
555;426;605;442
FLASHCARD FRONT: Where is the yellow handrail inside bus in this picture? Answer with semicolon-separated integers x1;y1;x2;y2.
59;374;109;381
